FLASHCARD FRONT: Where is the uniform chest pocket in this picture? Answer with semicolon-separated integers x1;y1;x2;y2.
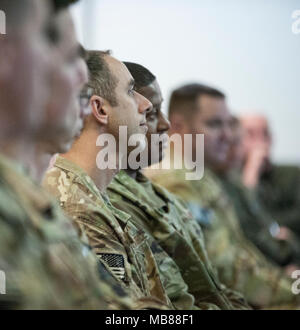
123;221;151;295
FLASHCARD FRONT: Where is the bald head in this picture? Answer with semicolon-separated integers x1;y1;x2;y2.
240;113;272;161
240;114;271;142
240;114;269;131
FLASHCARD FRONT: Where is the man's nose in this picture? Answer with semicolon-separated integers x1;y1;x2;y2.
137;92;152;115
158;112;171;133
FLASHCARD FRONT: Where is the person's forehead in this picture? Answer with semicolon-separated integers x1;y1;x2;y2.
30;0;51;29
140;81;163;106
196;94;228;117
55;10;77;48
106;56;132;84
242;116;268;130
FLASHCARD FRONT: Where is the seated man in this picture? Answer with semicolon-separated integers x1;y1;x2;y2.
216;116;300;270
0;0;131;309
43;50;172;309
241;114;300;240
107;62;249;310
149;83;300;309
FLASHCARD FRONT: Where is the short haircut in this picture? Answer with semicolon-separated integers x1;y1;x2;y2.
50;0;79;12
123;62;156;89
86;50;118;106
0;0;33;31
168;83;225;119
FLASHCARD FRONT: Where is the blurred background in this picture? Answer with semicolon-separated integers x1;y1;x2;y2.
71;0;300;164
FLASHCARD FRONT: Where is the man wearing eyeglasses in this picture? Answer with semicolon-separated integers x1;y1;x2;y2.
0;0;133;310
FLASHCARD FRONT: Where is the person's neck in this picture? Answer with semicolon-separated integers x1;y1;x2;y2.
31;142;57;184
0;137;51;183
61;128;119;193
125;168;138;180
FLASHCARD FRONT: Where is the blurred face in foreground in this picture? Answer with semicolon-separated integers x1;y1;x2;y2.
0;0;52;137
42;9;89;153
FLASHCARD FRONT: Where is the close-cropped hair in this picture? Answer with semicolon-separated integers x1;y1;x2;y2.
123;62;156;90
86;50;118;106
168;83;225;119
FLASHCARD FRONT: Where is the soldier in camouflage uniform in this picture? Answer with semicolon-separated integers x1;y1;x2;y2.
0;154;133;309
0;0;134;309
43;51;172;309
44;155;171;308
216;116;300;268
240;114;300;239
107;62;249;310
149;83;300;309
258;164;300;239
153;166;300;309
219;172;300;268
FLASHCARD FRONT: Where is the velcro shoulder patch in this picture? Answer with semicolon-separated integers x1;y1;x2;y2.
99;253;125;281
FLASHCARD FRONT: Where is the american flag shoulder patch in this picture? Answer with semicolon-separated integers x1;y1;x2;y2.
99;253;125;281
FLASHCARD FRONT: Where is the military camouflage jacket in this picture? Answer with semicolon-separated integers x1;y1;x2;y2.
0;153;132;310
43;156;171;309
108;170;249;310
150;167;300;309
258;164;300;238
218;172;300;267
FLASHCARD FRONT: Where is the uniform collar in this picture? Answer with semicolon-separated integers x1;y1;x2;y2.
110;170;174;217
54;155;131;223
0;153;28;176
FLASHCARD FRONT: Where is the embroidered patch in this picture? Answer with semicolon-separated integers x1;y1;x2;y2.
99;253;125;281
188;203;213;228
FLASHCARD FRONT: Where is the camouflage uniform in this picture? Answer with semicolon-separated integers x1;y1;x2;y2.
107;170;249;310
258;164;300;238
43;156;172;309
0;153;132;310
218;172;300;267
150;167;300;309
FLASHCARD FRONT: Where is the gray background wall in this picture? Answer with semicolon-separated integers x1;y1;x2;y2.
71;0;300;165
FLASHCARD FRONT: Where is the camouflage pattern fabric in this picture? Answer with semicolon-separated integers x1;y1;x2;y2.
218;172;300;267
258;164;300;239
149;167;300;309
0;153;133;310
107;170;249;310
43;156;172;309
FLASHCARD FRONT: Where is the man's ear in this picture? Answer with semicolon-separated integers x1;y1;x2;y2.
90;95;109;125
